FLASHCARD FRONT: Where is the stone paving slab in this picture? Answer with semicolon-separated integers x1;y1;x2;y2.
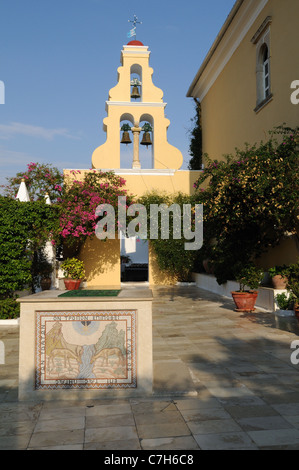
1;286;299;450
140;436;199;450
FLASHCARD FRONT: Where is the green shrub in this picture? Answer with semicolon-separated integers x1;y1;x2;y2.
0;196;59;297
268;265;289;278
275;292;293;310
193;126;299;284
287;262;299;304
234;264;264;292
60;258;85;280
138;191;198;281
0;298;20;319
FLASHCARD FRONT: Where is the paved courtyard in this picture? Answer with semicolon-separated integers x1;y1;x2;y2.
1;286;299;450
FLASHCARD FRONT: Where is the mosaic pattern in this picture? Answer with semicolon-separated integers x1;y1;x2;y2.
35;310;136;390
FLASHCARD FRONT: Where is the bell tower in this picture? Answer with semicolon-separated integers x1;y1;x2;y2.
92;27;183;170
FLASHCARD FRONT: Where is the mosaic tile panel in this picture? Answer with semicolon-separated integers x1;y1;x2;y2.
35;310;137;390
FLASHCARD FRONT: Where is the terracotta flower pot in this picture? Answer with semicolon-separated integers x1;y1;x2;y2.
271;275;288;289
40;278;51;291
64;279;81;291
231;291;258;312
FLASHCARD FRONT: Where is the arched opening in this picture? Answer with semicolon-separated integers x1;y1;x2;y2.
120;113;134;169
139;114;154;169
130;64;142;102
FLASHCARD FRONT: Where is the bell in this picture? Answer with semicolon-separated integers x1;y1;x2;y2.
131;85;141;100
120;131;132;145
140;131;152;147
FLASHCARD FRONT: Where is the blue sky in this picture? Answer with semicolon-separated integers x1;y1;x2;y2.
0;0;236;187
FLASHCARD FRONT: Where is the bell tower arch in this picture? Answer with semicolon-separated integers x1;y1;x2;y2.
92;40;183;170
130;64;142;102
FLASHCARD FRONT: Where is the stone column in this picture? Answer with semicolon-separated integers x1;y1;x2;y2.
131;126;142;169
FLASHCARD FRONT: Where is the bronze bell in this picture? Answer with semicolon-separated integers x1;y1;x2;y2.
131;85;141;100
121;131;132;145
140;131;152;148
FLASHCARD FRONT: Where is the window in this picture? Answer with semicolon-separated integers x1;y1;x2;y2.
262;44;270;99
251;17;272;112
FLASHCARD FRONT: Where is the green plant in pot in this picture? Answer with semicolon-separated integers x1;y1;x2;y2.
60;257;85;291
286;262;299;318
274;292;295;317
268;265;289;289
231;264;264;312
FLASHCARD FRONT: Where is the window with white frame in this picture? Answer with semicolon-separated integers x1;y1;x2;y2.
251;17;272;112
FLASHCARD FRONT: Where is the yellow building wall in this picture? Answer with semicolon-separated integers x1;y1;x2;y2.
190;0;299;270
201;0;299;161
148;242;178;285
64;169;202;287
79;238;121;288
255;235;299;271
64;169;201;200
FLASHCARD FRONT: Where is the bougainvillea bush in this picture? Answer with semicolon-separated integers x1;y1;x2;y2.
193;126;299;284
58;170;135;250
3;162;64;203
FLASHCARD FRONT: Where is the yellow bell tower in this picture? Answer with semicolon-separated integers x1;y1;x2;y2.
63;19;202;289
92;36;183;171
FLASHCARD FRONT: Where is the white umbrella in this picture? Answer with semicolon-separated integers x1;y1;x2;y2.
45;193;51;205
43;192;55;289
16;179;30;202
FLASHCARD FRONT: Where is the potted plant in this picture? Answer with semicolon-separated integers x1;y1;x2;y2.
60;257;85;290
274;292;295;317
286;262;299;318
231;264;264;312
268;265;289;289
39;259;53;291
32;249;53;291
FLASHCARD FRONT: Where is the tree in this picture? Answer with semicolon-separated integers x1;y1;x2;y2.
3;162;64;203
188;99;203;170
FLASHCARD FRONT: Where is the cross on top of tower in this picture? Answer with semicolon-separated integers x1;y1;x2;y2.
127;15;142;41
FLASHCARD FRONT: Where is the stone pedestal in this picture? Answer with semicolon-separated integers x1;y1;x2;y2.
18;288;153;401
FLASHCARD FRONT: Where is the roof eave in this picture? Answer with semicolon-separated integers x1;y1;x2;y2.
186;0;245;98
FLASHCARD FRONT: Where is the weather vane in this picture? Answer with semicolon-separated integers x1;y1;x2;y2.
127;15;142;40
